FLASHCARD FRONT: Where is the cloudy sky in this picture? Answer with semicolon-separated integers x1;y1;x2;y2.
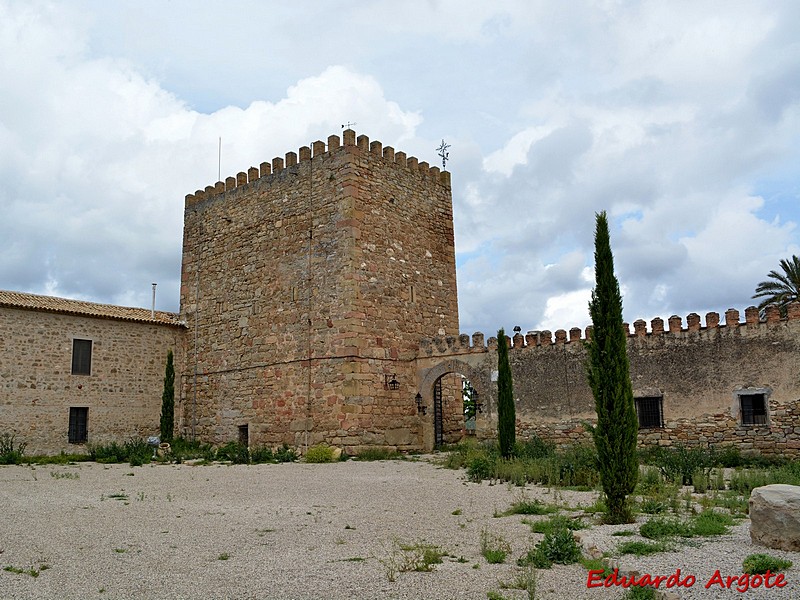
2;1;799;336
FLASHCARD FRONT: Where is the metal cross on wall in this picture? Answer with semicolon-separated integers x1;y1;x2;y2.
436;139;451;169
342;121;357;129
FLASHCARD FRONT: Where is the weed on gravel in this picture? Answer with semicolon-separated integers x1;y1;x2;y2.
518;524;582;568
479;528;511;564
379;539;445;581
742;553;793;574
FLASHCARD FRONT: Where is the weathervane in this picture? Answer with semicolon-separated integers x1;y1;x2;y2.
342;121;357;129
436;139;451;169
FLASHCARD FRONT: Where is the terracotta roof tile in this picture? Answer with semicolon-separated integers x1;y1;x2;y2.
0;290;185;327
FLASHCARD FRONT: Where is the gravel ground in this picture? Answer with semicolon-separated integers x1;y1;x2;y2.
0;459;796;600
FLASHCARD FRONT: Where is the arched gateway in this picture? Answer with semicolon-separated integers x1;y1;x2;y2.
417;359;489;451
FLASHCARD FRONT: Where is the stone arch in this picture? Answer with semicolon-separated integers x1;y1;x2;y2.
417;359;489;450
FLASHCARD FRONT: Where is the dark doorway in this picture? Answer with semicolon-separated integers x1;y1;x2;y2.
238;424;249;446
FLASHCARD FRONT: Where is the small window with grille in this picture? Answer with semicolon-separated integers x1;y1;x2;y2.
68;407;88;444
739;393;767;425
635;396;663;429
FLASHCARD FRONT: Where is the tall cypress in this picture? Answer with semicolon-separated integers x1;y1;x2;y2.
160;349;175;443
497;328;516;458
587;212;638;524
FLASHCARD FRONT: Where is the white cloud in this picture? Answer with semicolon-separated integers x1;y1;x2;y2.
0;3;421;311
3;0;800;340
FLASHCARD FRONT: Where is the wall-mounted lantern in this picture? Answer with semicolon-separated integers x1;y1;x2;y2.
385;374;400;391
415;393;427;415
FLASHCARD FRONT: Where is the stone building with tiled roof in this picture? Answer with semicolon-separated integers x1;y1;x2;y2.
0;290;185;453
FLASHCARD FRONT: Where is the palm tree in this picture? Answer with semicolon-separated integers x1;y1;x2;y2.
752;255;800;316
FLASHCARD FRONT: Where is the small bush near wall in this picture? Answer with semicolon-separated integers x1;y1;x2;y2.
89;438;152;466
0;433;27;465
304;444;336;463
215;441;250;464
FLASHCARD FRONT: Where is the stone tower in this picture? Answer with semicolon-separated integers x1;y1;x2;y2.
178;129;458;451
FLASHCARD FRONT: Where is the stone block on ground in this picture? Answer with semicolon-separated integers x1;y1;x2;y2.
749;484;800;551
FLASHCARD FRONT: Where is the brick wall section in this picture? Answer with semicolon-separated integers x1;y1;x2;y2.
179;130;457;451
0;306;184;454
416;306;800;457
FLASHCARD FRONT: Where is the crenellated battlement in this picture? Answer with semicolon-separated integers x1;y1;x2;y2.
184;129;451;207
417;303;800;358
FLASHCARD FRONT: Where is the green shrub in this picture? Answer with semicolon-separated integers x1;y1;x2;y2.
640;444;713;485
524;515;587;535
304;444;335;463
249;446;274;464
536;525;582;564
166;437;214;462
640;517;692;539
467;455;494;482
519;525;581;568
274;444;297;463
639;498;669;514
501;498;557;516
742;553;793;574
690;510;733;536
89;441;127;463
0;433;27;465
515;435;555;459
124;437;152;466
716;446;743;468
640;511;733;540
215;441;250;464
89;437;152;465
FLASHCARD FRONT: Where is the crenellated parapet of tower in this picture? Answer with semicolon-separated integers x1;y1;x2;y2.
417;303;800;358
184;129;451;208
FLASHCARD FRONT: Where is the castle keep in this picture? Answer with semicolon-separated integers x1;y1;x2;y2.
179;129;459;451
2;129;800;456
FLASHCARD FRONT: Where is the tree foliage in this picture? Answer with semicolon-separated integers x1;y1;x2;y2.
587;212;638;523
160;349;175;442
752;255;800;316
497;328;516;458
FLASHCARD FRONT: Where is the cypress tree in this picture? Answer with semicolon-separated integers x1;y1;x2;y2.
497;328;516;458
587;212;638;524
160;350;175;443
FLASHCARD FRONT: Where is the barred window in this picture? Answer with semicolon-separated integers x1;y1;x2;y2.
68;407;88;444
635;396;663;429
740;393;767;425
71;339;92;375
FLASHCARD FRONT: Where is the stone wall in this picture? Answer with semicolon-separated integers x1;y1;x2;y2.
416;305;800;456
0;305;184;454
179;129;458;451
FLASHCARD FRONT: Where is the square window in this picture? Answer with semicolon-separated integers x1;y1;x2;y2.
635;396;663;429
72;339;92;375
740;394;767;425
68;407;88;444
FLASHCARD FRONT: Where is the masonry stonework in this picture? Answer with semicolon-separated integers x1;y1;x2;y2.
416;307;800;456
0;295;184;454
5;130;800;458
179;130;459;451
